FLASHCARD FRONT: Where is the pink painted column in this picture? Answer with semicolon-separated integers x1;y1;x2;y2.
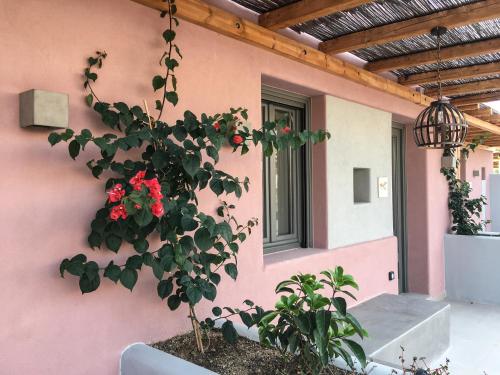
405;128;448;298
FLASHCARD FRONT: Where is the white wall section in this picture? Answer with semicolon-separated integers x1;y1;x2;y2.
325;96;393;248
490;174;500;232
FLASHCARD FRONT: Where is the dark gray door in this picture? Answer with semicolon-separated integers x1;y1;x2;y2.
392;125;408;293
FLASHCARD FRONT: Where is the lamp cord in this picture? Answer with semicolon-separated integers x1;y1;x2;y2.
437;32;442;100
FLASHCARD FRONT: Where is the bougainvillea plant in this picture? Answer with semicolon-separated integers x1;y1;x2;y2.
49;0;329;353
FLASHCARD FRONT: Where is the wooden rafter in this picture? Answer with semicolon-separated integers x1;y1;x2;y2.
366;38;500;73
129;0;500;138
399;62;500;86
485;114;500;123
318;0;500;54
455;104;480;111
464;107;493;118
258;0;372;31
451;91;500;106
425;78;500;97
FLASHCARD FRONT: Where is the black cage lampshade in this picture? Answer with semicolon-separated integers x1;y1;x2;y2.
413;98;468;149
413;26;468;149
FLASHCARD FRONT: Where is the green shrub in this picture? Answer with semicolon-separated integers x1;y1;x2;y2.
209;267;368;374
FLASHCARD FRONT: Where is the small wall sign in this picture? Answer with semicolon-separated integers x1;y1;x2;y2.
378;177;389;198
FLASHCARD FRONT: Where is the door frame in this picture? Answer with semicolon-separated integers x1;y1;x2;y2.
392;122;409;293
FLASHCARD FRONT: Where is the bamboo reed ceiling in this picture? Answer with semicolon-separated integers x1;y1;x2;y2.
230;0;500;145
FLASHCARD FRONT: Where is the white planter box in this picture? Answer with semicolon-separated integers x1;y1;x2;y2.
120;323;399;375
445;234;500;305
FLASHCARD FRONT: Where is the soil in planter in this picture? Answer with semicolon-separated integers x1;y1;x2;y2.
152;330;352;375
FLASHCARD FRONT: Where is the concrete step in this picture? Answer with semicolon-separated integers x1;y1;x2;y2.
348;293;450;368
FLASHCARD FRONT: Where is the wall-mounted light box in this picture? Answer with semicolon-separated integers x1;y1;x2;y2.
19;89;68;129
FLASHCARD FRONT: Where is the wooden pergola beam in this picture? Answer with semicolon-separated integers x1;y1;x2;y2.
399;62;500;86
451;91;500;106
130;0;500;136
366;38;500;73
258;0;372;31
426;78;500;97
318;0;500;54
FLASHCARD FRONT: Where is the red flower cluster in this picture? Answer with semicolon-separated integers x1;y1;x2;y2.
107;183;125;203
143;177;164;217
107;171;166;221
213;122;220;131
232;134;244;145
282;126;292;134
110;204;127;221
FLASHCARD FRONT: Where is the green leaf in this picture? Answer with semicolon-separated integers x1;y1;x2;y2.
157;278;174;299
186;284;202;304
344;339;367;368
152;75;166;91
165;58;179;70
48;132;62;146
120;268;138;291
125;255;143;270
202;282;217;301
152;258;164;280
221;321;238;344
212;306;222;316
92;166;103;179
152;150;168;170
79;272;100;294
194;227;213;251
162;29;176;43
182;154;200;177
217;222;233;243
224;263;238;280
167;295;181;310
206;146;219;163
113;102;129;113
68;140;80;159
173;124;187;141
88;231;102;249
332;297;347;316
85;94;93;107
60;128;74;141
181;216;198;231
134;208;153;227
239;311;253;328
133;239;149;254
103;262;121;283
105;234;122;253
165;91;178;106
209;179;223;196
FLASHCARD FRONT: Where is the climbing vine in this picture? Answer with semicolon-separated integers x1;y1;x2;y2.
49;0;329;352
441;136;489;235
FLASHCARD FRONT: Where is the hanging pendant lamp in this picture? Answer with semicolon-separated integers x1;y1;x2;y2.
413;26;468;149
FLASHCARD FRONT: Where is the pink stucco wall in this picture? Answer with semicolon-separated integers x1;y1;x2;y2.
0;0;449;374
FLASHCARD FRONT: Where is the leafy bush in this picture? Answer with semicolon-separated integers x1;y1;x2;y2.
50;0;329;353
208;267;368;374
441;139;489;235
